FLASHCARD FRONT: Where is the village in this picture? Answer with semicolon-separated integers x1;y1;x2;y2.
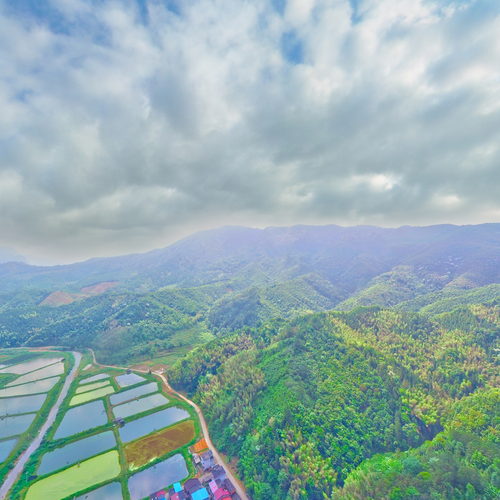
150;438;240;500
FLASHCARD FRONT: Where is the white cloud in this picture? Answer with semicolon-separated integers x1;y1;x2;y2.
0;0;499;263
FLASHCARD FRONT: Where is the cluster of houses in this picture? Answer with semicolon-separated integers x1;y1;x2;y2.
150;439;241;500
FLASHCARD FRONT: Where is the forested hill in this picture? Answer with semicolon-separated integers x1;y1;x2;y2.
168;303;500;499
0;223;499;362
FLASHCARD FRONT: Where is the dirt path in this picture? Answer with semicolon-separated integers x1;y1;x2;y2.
89;349;250;500
0;351;82;500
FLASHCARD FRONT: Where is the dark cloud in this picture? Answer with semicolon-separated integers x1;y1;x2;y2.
0;0;499;263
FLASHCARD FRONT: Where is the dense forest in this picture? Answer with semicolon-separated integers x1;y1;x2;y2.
169;302;499;499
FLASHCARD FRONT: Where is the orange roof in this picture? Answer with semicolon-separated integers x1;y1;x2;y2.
192;438;208;453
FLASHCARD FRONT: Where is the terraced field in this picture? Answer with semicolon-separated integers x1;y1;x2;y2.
7;351;201;500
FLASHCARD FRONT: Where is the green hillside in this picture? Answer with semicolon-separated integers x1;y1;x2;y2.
168;302;499;499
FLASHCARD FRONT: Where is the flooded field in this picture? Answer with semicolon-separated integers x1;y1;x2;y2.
53;400;108;440
115;373;146;388
127;453;188;500
0;413;36;438
0;358;61;376
0;376;60;397
69;385;114;406
75;481;122;500
75;380;110;394
110;382;157;406
25;450;121;500
125;420;195;469
0;438;17;462
38;430;117;476
112;393;169;420
0;393;47;415
80;373;109;384
119;406;190;443
6;362;64;387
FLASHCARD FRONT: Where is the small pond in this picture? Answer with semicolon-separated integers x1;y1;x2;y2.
80;373;110;384
119;407;190;443
6;362;64;387
38;430;116;476
53;400;108;440
0;438;17;463
113;393;169;420
0;357;61;375
110;382;158;406
75;481;123;500
0;413;36;438
115;373;146;388
0;393;47;416
128;453;188;500
0;376;60;398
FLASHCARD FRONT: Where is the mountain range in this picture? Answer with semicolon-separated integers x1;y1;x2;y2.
0;223;499;362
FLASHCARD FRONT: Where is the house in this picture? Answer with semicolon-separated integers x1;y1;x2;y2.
192;438;208;453
169;492;187;500
192;453;201;466
214;489;231;500
173;483;183;493
211;465;227;483
200;450;215;470
169;493;187;500
199;471;214;484
222;479;236;496
183;478;203;495
191;488;210;500
150;490;166;500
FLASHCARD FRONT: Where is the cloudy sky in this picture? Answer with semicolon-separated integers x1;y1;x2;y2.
1;0;499;264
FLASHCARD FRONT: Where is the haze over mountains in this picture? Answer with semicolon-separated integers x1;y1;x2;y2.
0;223;498;362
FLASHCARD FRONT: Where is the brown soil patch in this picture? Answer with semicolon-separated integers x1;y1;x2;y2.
40;291;78;306
125;420;195;469
81;281;118;294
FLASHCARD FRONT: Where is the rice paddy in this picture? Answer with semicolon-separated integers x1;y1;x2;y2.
125;420;195;469
4;354;200;500
110;381;157;405
75;380;111;394
0;414;36;438
115;373;146;388
112;393;169;419
25;450;121;500
69;385;115;406
119;406;190;443
80;373;110;384
5;362;64;387
53;400;108;439
0;376;60;397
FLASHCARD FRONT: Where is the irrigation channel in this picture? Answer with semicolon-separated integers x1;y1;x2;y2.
0;351;82;500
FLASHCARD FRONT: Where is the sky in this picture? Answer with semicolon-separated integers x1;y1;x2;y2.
0;0;499;264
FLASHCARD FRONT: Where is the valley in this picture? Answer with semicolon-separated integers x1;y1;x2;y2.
0;224;498;499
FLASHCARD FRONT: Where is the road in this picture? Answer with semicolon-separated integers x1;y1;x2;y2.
88;348;249;500
0;351;82;500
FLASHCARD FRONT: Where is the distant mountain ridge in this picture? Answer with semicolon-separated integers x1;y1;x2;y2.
1;223;499;294
0;223;498;362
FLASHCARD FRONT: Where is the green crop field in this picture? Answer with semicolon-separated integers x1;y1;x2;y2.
24;450;120;500
69;385;115;406
75;380;110;394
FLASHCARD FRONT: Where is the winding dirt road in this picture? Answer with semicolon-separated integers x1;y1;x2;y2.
0;351;82;500
89;349;249;500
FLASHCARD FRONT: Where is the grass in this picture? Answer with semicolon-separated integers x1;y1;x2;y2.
24;450;120;500
124;420;195;470
75;380;110;394
69;386;115;406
